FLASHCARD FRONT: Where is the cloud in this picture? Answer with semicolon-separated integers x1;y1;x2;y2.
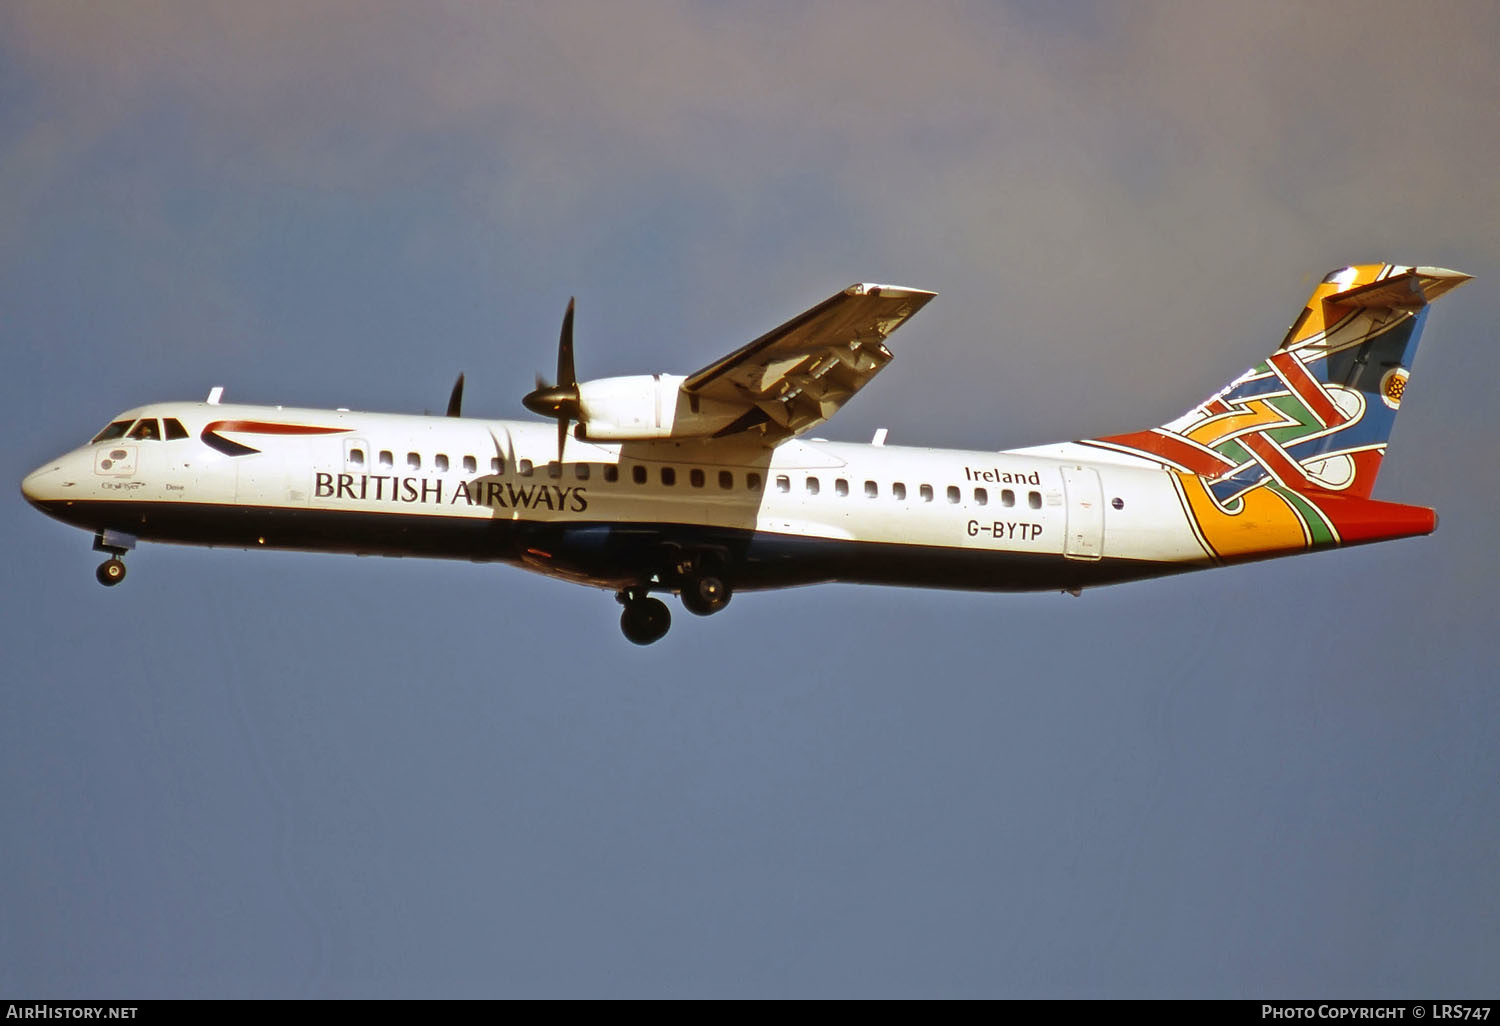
4;1;1497;434
9;2;1498;241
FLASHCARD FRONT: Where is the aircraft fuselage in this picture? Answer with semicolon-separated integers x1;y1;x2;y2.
24;401;1222;598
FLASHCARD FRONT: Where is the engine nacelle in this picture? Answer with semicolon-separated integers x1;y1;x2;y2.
576;374;747;440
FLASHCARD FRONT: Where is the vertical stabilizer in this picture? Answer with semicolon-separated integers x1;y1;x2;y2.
1087;264;1469;500
1082;264;1469;560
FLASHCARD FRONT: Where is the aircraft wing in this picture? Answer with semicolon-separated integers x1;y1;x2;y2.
683;283;936;438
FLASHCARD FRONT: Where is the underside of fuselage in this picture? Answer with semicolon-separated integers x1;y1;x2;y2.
27;496;1201;594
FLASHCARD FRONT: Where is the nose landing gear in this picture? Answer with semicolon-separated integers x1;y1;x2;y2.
92;529;136;588
618;587;671;645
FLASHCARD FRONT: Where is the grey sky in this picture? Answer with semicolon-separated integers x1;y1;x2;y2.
3;1;1497;997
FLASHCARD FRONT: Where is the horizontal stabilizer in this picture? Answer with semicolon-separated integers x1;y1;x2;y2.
1324;266;1471;310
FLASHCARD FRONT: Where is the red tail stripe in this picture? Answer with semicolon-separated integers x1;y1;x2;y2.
204;420;349;436
1096;429;1236;475
1267;351;1346;428
1238;430;1319;491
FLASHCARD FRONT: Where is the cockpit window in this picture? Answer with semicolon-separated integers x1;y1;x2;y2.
127;419;162;441
91;420;133;444
163;417;190;440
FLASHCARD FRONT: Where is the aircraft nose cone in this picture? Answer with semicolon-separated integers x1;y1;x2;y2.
21;462;61;509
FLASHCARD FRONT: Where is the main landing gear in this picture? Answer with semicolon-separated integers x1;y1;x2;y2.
675;550;733;618
680;573;732;616
616;556;735;644
618;587;671;646
96;558;126;587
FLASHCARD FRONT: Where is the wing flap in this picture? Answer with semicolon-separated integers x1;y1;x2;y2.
684;283;936;437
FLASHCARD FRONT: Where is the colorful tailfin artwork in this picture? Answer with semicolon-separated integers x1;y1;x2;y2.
1083;264;1471;561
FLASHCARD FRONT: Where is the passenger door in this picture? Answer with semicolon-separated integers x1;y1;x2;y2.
1061;466;1104;560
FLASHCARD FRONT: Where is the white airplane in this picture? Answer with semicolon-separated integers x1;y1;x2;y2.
22;264;1469;644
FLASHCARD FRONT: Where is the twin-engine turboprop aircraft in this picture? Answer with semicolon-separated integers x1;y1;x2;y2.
22;265;1469;644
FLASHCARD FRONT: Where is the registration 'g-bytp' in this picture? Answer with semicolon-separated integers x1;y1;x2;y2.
22;265;1469;644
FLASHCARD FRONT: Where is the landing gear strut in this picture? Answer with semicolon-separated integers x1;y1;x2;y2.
96;558;126;587
618;587;671;645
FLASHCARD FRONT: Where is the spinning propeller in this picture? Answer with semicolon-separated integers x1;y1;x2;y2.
521;298;581;462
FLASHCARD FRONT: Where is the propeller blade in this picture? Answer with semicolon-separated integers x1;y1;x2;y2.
446;373;465;417
521;297;583;464
558;298;576;391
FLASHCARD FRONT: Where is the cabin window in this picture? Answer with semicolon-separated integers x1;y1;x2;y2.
91;420;134;444
776;475;791;493
946;486;960;504
747;472;762;490
490;457;503;474
519;459;533;476
864;480;878;498
806;477;820;495
128;419;161;441
575;464;590;480
1001;488;1015;507
379;450;394;468
463;455;477;474
163;418;190;440
974;487;988;506
349;448;366;467
893;482;907;500
719;470;734;490
1028;491;1042;509
407;452;421;471
920;484;933;503
547;461;562;478
690;468;705;488
661;467;676;486
632;465;647;485
603;465;619;483
435;454;450;473
1112;496;1124;510
835;478;849;497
